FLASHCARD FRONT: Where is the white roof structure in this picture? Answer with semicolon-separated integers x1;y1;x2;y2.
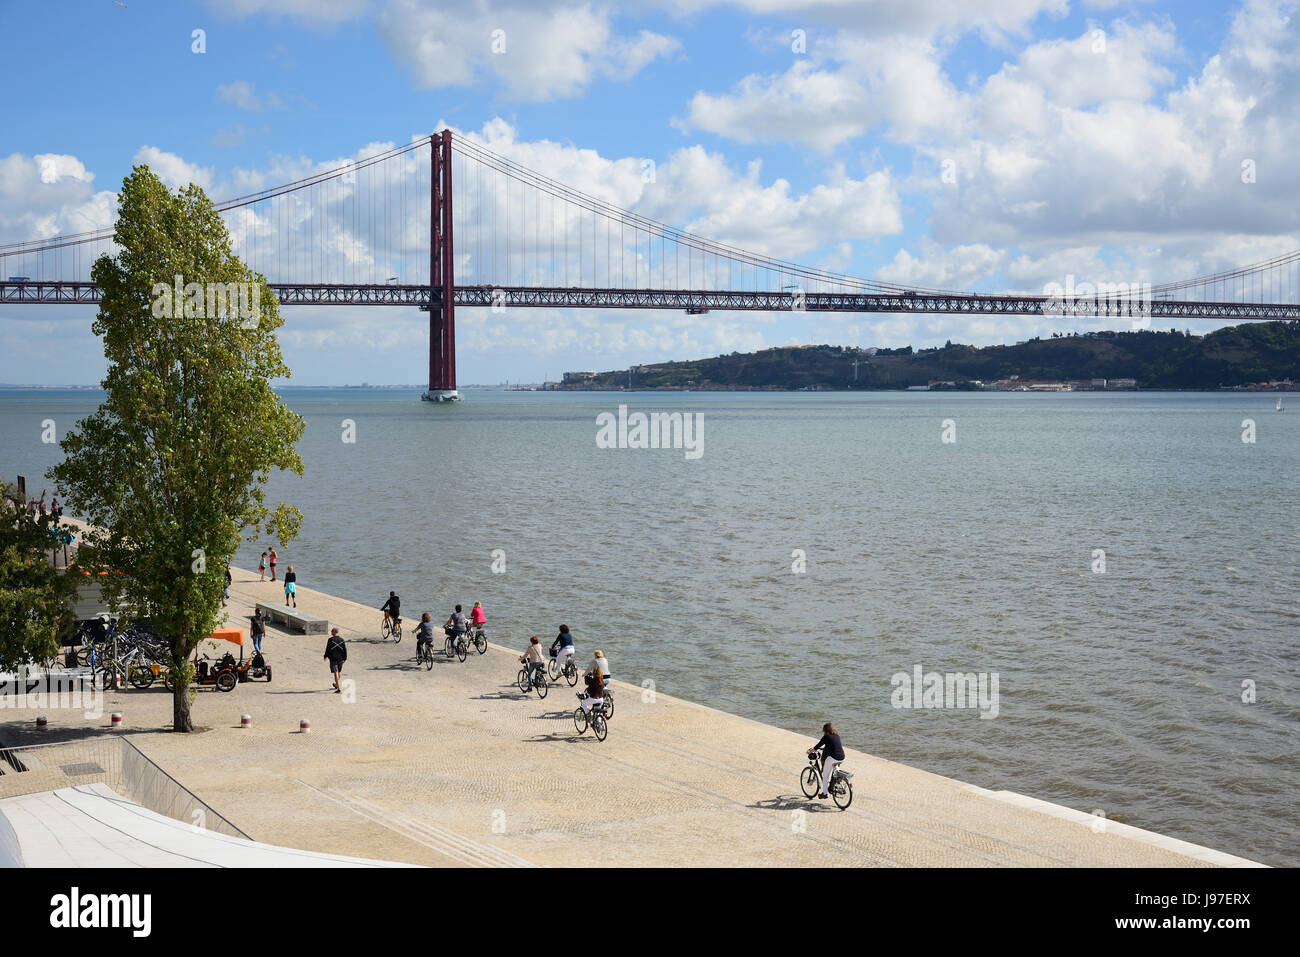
0;784;414;868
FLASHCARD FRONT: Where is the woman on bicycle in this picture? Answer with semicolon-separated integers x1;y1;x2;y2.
586;649;610;682
414;613;435;659
550;624;575;672
579;668;605;714
519;635;545;687
808;722;846;800
470;601;486;629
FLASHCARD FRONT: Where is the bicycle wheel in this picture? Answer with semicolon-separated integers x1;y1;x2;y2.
423;649;433;671
381;618;392;639
592;712;607;741
394;621;402;643
128;666;153;690
455;638;467;663
474;633;487;655
216;671;237;692
547;657;559;681
800;765;820;799
603;689;614;718
517;669;530;693
535;676;548;699
564;661;577;687
572;708;588;734
832;775;853;810
444;637;455;657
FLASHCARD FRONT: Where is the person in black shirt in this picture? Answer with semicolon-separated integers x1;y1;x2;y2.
324;628;347;693
808;722;846;800
380;592;401;629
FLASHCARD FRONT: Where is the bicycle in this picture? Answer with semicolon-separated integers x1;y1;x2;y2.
416;638;435;671
516;660;548;698
801;752;853;810
381;613;403;642
572;693;608;741
469;623;487;655
444;630;468;663
548;651;578;686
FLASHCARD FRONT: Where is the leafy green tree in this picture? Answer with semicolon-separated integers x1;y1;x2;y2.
0;484;76;667
49;166;304;732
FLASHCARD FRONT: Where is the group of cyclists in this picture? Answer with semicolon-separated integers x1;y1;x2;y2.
380;592;486;658
519;626;610;714
379;593;609;714
377;590;845;798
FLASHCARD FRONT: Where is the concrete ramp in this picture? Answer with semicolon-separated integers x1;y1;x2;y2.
0;784;413;867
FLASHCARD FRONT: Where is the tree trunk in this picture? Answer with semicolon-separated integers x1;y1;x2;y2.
172;678;193;732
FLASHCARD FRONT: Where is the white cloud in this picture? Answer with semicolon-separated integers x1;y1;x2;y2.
216;81;286;112
0;152;114;245
374;1;680;102
133;147;215;192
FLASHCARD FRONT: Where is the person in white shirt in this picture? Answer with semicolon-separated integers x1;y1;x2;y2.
586;649;610;682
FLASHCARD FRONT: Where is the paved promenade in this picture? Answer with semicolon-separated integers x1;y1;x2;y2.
1;566;1263;867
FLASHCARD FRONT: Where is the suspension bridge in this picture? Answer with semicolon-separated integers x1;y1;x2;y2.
2;129;1298;400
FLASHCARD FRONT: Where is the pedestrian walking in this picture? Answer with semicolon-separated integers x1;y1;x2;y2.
324;628;347;693
284;565;297;608
269;547;278;581
259;551;267;582
250;610;266;655
223;565;232;606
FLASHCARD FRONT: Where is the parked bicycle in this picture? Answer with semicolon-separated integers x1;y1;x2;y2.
800;752;854;809
572;693;608;741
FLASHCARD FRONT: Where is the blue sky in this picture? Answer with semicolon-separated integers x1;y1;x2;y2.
2;0;1298;384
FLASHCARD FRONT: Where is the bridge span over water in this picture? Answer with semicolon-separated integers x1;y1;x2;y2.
3;130;1298;399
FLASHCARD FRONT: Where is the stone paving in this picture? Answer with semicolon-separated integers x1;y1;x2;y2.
0;564;1263;867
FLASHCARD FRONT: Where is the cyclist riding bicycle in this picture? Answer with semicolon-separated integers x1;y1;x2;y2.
550;624;575;672
807;722;846;800
519;635;545;688
380;591;401;628
414;612;435;659
586;648;610;683
444;605;467;653
470;601;486;630
578;668;605;714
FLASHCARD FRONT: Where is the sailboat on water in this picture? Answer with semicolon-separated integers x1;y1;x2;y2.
1278;396;1285;412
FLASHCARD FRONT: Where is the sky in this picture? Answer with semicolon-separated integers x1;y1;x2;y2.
1;0;1298;385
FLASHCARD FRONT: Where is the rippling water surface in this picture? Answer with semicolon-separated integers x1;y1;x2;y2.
3;387;1297;865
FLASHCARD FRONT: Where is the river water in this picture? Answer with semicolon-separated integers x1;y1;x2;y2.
3;387;1297;865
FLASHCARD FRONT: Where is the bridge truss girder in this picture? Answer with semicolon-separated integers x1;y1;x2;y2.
3;280;1299;321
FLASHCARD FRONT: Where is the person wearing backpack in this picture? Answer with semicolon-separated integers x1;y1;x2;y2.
324;628;347;693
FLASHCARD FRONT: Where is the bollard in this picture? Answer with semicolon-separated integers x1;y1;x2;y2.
299;719;311;733
110;712;123;728
240;714;252;729
36;715;47;730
